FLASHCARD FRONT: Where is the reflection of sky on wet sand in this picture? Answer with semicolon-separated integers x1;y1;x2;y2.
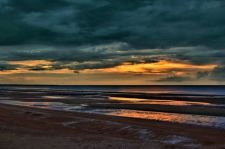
0;100;83;111
42;96;67;99
1;99;225;129
109;97;149;102
109;97;217;106
104;110;225;129
0;100;55;108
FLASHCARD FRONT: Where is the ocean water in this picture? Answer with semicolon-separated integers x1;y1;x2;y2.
1;85;225;95
0;85;225;128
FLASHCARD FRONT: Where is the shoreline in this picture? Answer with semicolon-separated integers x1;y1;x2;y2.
0;104;225;149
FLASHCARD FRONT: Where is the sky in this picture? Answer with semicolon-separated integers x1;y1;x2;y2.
0;0;225;85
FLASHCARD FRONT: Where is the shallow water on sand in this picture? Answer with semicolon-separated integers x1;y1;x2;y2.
109;97;220;106
1;99;225;129
1;85;225;129
104;109;225;129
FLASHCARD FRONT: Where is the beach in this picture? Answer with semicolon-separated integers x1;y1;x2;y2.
1;0;225;148
0;85;225;149
1;104;225;149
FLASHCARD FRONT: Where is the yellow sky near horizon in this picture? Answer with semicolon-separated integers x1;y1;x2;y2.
82;60;216;74
0;60;218;85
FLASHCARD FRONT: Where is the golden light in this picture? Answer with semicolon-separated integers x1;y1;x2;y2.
82;60;216;74
0;60;74;75
9;60;53;67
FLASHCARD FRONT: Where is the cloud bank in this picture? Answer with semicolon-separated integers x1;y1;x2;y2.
0;0;225;84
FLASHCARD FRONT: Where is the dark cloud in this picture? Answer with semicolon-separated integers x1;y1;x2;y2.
156;76;194;82
67;61;122;70
28;65;51;71
0;44;222;75
0;62;18;71
0;0;224;48
196;71;209;79
0;0;225;83
210;66;225;81
156;71;211;82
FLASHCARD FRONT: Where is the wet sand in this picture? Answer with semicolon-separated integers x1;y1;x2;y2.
0;104;225;149
89;103;225;117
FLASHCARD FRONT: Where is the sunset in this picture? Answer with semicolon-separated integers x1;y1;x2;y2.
0;1;225;85
0;0;225;149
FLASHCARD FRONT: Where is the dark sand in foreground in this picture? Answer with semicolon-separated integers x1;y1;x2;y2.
0;104;225;149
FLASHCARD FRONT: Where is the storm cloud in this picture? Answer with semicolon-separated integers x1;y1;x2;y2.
0;0;224;48
0;0;225;84
0;62;18;71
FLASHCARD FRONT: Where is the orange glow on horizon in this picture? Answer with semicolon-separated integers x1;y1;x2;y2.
9;60;53;67
0;60;73;74
0;59;217;83
82;60;216;74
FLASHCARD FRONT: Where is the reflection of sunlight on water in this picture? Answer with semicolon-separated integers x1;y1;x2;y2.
0;100;55;108
42;96;67;99
1;100;225;129
119;87;177;94
0;100;83;111
105;110;225;128
109;97;213;106
109;97;149;102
